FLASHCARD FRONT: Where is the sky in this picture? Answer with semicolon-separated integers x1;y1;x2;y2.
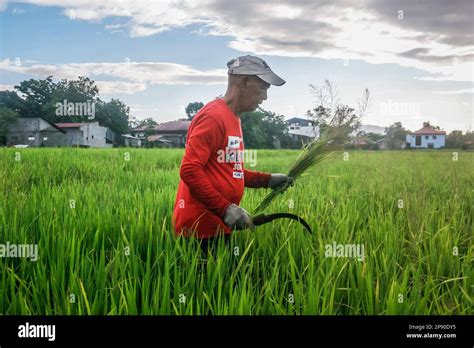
0;0;473;132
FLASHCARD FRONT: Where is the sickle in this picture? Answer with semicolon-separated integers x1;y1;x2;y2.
252;213;312;234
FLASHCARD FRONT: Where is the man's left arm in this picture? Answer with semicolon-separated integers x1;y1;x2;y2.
243;169;272;188
244;170;294;189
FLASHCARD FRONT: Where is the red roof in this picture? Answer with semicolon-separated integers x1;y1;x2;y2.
411;126;446;135
55;123;83;128
155;120;190;132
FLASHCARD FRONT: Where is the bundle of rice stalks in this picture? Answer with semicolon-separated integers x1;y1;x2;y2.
253;125;350;214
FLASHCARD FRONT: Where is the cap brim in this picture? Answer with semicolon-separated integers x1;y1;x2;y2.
257;71;286;86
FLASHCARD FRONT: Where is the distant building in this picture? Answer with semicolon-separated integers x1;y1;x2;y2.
132;120;191;147
286;117;319;142
122;134;144;147
406;126;446;149
145;134;172;147
55;122;112;147
352;124;387;136
6;117;66;147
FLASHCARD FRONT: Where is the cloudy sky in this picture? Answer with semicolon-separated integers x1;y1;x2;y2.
1;0;473;131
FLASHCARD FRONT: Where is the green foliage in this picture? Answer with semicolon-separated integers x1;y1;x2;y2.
240;108;291;149
385;122;408;149
0;149;472;314
0;76;131;134
185;102;204;121
95;99;130;135
0;106;18;145
423;121;440;130
0;90;28;115
133;117;158;129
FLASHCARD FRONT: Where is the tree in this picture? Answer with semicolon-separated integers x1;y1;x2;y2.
423;121;440;130
306;80;368;140
240;108;290;149
138;118;158;128
445;130;464;148
365;132;385;142
0;90;28;116
185;102;204;120
0;76;133;134
14;76;58;119
0;107;18;145
385;122;408;149
462;131;474;150
95;99;130;135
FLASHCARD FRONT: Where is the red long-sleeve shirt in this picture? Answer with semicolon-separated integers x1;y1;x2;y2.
172;98;271;239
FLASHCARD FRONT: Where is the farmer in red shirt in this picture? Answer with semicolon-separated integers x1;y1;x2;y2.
173;55;293;252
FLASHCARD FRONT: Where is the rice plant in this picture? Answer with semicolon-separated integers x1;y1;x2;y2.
0;148;472;315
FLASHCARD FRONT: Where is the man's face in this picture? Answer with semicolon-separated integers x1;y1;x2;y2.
239;76;270;112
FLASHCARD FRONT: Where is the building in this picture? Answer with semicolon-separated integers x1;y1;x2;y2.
55;122;112;147
286;117;319;143
132;120;191;147
352;124;387;136
406;126;446;149
122;134;144;147
146;134;173;147
6;117;66;147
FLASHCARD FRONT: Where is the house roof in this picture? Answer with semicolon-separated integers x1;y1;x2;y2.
122;134;144;140
55;123;83;128
155;120;190;132
147;135;172;143
410;126;446;135
132;125;156;132
133;120;191;133
16;117;66;133
286;117;313;124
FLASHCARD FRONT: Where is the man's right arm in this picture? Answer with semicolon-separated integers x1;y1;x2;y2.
179;112;231;218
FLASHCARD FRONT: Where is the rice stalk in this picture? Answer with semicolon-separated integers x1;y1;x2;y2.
253;125;350;213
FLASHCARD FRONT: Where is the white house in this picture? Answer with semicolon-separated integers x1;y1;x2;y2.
286;117;320;142
406;126;446;149
55;122;112;147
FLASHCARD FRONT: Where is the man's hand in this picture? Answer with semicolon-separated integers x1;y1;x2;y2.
223;203;255;230
268;173;294;189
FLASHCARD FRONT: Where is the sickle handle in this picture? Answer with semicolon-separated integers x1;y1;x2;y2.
252;213;313;234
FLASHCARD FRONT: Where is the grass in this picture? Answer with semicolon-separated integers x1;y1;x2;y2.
0;148;472;315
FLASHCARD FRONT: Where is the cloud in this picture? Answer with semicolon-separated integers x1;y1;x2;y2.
95;81;147;94
10;0;474;82
437;88;474;95
12;7;25;14
0;58;227;94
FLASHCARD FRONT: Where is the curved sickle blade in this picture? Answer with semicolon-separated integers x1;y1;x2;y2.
252;213;313;234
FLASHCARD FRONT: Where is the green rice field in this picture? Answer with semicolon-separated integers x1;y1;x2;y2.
0;148;472;315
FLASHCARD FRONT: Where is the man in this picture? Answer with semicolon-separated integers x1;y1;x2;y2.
172;55;293;253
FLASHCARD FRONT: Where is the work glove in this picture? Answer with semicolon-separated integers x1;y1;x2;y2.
268;173;294;190
223;203;255;230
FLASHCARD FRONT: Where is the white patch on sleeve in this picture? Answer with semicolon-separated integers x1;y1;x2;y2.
227;136;241;149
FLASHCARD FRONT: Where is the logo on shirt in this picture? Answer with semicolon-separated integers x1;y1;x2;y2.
233;172;244;179
227;136;241;149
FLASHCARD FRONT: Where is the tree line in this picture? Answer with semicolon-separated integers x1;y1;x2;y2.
1;76;471;149
0;76;130;145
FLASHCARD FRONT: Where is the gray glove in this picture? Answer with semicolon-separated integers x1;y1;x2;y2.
268;173;294;189
223;203;255;230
